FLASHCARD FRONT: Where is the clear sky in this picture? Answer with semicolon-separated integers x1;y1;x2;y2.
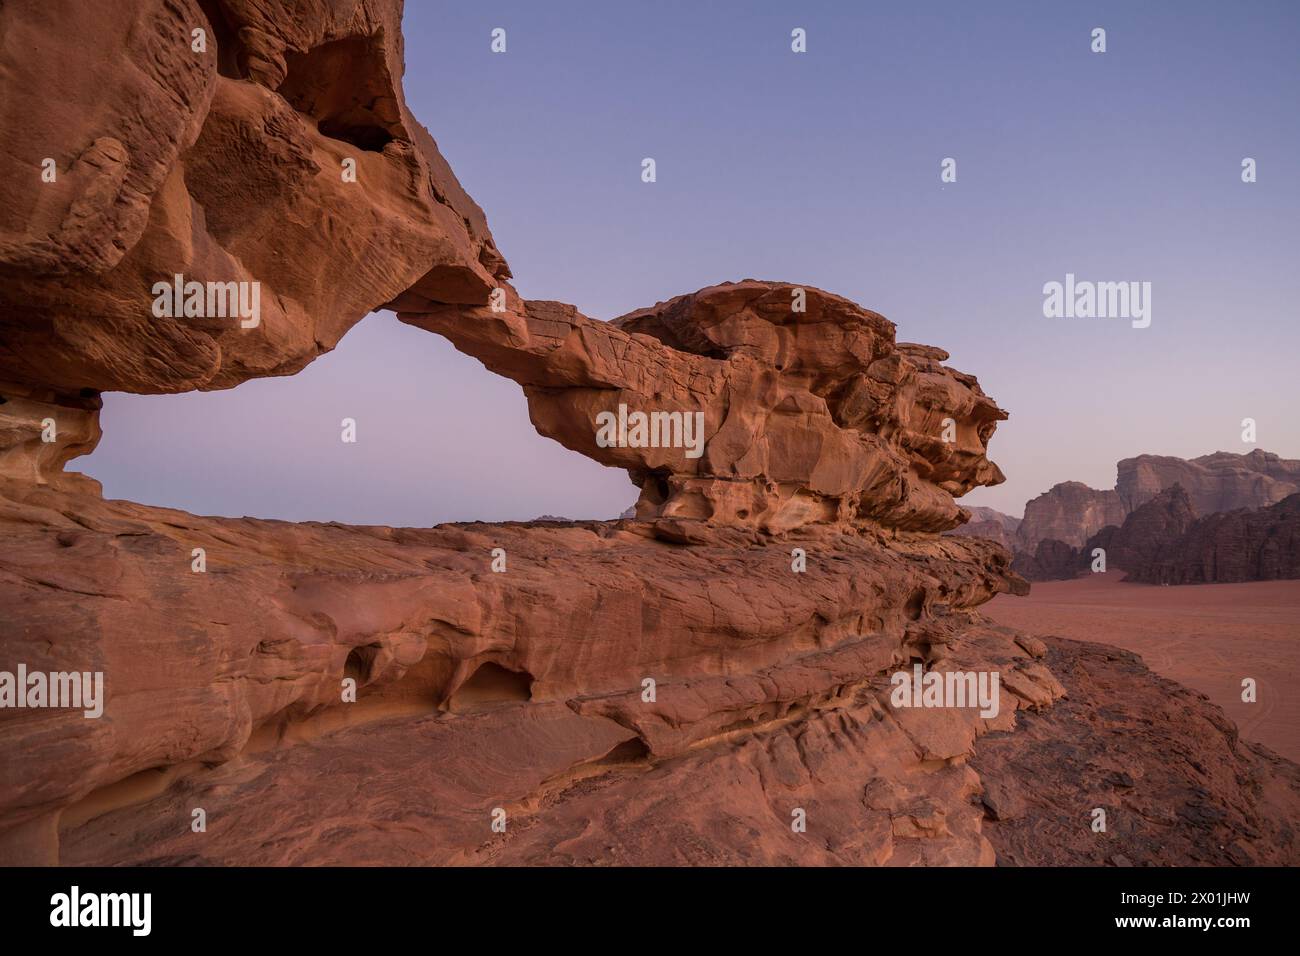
84;0;1300;523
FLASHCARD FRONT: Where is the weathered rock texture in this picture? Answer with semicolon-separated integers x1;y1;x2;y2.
2;478;1042;866
971;637;1300;866
2;0;1298;869
0;0;506;485
401;282;1008;536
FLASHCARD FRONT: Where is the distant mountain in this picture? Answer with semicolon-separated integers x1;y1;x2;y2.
951;450;1300;583
1085;485;1198;575
948;506;1021;550
1005;485;1300;585
1016;450;1300;553
1117;449;1300;514
1018;482;1125;550
1127;492;1300;584
1010;538;1081;582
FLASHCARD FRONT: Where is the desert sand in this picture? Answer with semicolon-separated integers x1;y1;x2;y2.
985;576;1300;761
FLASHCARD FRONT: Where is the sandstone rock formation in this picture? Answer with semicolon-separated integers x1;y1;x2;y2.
1117;450;1300;515
400;282;1009;536
1013;451;1300;556
1;478;1042;866
1017;481;1125;551
948;505;1020;551
971;637;1300;866
1;0;1297;869
1126;493;1300;585
0;0;506;486
1084;484;1198;575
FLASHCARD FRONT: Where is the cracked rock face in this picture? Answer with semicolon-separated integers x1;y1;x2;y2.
1;0;1297;868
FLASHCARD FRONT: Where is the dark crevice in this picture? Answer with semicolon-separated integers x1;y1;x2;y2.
278;35;402;152
448;661;534;713
195;0;242;79
344;643;382;685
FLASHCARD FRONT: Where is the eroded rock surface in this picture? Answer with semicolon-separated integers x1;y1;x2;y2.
401;282;1008;536
972;637;1299;866
1;0;1297;869
0;0;506;484
1;476;1031;864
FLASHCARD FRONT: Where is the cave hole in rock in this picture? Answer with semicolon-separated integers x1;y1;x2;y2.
904;588;926;621
196;0;243;80
596;737;651;765
278;35;401;152
344;643;382;685
448;661;534;713
635;469;671;507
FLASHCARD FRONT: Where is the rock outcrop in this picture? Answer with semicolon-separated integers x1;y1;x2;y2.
1084;485;1198;575
1016;482;1125;551
972;637;1300;866
401;283;1008;536
1126;493;1300;585
1118;450;1300;515
0;0;507;486
948;506;1020;551
1;0;1297;869
1;478;1040;866
1014;452;1300;556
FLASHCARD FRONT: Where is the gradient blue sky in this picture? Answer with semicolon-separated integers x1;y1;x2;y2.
84;0;1300;523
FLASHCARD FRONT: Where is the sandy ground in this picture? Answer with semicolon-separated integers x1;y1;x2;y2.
984;576;1299;762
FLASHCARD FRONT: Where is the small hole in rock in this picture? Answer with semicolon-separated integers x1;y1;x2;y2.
448;661;533;713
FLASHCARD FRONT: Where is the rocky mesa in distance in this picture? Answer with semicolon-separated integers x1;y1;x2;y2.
953;450;1300;583
1;0;1297;868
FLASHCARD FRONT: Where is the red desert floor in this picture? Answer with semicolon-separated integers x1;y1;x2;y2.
984;576;1300;762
